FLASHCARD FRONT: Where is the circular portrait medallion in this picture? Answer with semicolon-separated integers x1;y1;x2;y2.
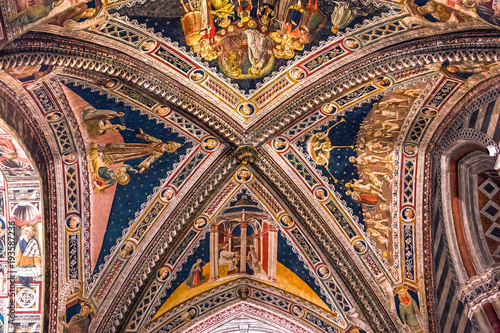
194;217;207;229
202;137;219;151
66;215;81;230
314;187;328;201
373;76;392;88
118;243;134;259
421;107;438;118
104;79;118;89
161;187;175;202
272;137;288;151
190;69;206;82
280;215;294;228
238;103;256;117
403;143;418;157
321;103;338;115
141;40;157;52
343;37;361;50
236;168;252;183
290;68;306;81
291;304;304;317
317;265;330;279
353;240;367;254
155;105;171;117
46;112;62;122
157;266;170;281
63;151;77;164
401;207;415;222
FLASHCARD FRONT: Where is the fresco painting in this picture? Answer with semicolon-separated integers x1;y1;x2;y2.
346;84;426;265
150;188;336;329
46;77;222;332
0;124;44;332
394;285;424;333
208;192;277;281
10;0;102;27
62;83;198;272
117;0;392;91
60;301;92;333
1;0;500;331
278;82;427;267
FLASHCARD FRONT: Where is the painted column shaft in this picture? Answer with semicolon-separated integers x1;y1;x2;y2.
268;227;277;281
470;306;494;333
240;221;247;274
210;226;218;281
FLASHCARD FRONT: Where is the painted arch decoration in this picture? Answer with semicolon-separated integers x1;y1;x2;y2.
0;122;44;332
0;0;498;332
125;169;357;332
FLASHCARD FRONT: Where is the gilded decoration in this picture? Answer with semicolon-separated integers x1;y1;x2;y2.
0;0;498;332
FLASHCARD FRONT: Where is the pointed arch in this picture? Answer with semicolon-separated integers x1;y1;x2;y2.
420;71;500;332
0;76;60;332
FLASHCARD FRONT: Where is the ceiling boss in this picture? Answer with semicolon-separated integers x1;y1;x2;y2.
180;0;326;79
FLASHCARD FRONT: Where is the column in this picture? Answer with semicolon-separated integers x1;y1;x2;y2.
260;229;263;263
253;238;259;262
470;305;494;333
483;302;500;332
210;225;219;281
240;220;247;274
268;225;277;281
490;297;500;317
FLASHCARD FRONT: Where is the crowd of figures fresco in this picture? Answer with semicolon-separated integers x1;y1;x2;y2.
0;0;499;331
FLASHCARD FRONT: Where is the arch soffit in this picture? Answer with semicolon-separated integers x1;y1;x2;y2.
438;138;491;283
0;75;63;333
174;301;319;333
418;72;500;331
457;151;497;272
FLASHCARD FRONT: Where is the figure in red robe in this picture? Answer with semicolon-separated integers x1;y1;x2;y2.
185;258;205;288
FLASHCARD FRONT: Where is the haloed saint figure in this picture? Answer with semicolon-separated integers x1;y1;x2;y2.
185;258;205;288
15;225;41;287
60;303;92;333
395;286;424;333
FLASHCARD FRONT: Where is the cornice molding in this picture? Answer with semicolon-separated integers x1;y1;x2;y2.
459;267;500;309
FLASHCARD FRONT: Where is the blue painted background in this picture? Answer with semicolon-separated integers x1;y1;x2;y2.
65;84;193;274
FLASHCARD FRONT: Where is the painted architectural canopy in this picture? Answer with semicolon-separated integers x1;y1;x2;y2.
0;0;499;332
